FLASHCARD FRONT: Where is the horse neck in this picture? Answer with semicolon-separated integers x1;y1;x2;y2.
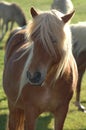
15;12;26;26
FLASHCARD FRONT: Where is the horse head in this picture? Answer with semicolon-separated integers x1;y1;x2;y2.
25;7;75;86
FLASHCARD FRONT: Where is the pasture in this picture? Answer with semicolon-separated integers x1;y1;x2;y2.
0;0;86;130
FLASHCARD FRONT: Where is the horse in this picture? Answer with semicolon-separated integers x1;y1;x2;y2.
71;22;86;112
3;7;78;130
51;0;74;14
0;1;27;41
51;0;86;113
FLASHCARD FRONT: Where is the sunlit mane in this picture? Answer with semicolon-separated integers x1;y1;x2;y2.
26;9;72;79
15;9;76;103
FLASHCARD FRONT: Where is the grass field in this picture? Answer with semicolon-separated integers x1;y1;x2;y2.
0;0;86;130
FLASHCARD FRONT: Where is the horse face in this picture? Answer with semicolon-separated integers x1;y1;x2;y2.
27;40;54;86
26;7;75;86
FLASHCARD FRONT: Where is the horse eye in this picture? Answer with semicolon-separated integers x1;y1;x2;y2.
52;39;57;43
51;37;57;43
49;34;57;43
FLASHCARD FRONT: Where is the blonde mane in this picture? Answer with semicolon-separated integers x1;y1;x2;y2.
27;10;72;79
17;9;75;102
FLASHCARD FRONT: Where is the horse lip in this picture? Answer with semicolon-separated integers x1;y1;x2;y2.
27;78;45;86
27;71;45;86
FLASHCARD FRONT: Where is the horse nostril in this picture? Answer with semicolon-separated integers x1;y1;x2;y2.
27;71;41;84
34;72;41;80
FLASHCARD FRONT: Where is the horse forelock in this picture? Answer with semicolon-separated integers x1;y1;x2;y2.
27;10;72;74
27;10;66;59
17;10;73;102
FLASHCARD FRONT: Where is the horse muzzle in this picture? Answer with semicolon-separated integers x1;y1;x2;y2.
27;71;45;86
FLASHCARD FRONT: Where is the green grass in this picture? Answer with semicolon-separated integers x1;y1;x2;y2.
0;0;86;130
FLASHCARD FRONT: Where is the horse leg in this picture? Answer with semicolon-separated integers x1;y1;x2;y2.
0;20;5;40
0;19;2;29
75;68;85;112
10;21;14;31
5;22;9;32
75;51;86;112
24;106;38;130
53;104;69;130
0;21;7;40
1;21;4;31
7;102;24;130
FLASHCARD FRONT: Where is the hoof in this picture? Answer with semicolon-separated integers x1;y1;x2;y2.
78;105;86;113
75;102;86;112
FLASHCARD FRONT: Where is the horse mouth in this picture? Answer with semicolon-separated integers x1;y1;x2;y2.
27;71;45;86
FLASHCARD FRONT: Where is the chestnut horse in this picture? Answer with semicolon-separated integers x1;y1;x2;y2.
3;8;78;130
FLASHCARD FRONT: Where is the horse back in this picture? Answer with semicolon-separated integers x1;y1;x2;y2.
5;28;28;63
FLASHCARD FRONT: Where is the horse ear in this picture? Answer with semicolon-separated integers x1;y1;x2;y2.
30;7;38;18
61;10;75;23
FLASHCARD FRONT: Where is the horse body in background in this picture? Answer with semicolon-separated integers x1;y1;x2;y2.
51;0;74;14
3;8;77;130
0;1;27;41
71;23;86;112
51;0;86;112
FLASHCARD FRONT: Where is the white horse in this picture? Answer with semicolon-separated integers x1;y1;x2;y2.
71;22;86;57
51;0;74;14
0;1;27;41
51;0;86;112
71;22;86;112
